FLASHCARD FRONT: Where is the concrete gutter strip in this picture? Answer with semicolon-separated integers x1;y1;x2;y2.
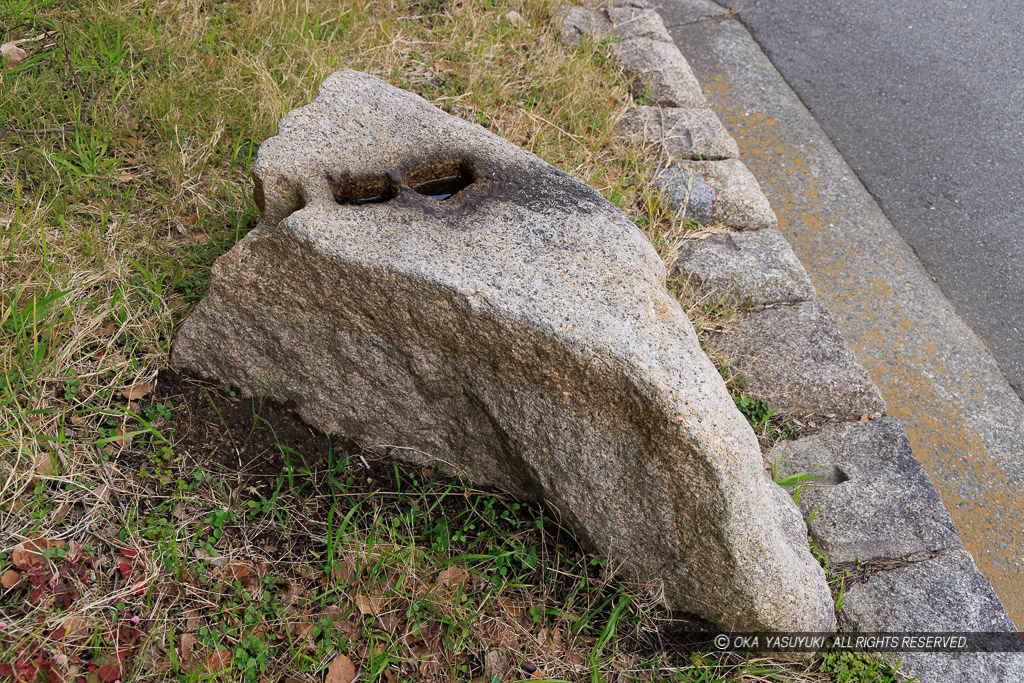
554;2;1024;680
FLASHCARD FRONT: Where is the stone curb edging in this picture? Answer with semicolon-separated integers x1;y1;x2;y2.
553;3;1023;680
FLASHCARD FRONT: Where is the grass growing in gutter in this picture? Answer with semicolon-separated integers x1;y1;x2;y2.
2;0;896;680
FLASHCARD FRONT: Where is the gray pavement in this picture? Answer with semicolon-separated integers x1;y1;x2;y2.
714;0;1024;398
654;0;1024;627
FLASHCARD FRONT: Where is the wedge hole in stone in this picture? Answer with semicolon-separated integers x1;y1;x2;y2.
405;160;475;201
328;173;399;206
830;465;851;485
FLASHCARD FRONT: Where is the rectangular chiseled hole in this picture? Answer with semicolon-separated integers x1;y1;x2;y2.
328;173;398;206
406;160;475;201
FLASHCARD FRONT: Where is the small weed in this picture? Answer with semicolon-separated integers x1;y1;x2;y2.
819;648;900;683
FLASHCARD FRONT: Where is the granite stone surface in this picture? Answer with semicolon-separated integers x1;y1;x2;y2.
654;160;776;228
844;550;1024;682
618;105;739;161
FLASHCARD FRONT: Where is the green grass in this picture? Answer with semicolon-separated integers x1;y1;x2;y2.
1;0;897;680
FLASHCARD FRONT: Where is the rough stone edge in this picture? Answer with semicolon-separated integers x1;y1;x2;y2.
552;3;1018;676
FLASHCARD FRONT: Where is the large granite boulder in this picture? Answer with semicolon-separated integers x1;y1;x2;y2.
171;70;834;632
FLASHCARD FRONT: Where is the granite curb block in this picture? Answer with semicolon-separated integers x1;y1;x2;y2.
557;6;705;107
654;160;776;228
843;551;1024;682
555;5;774;228
554;4;1021;679
709;300;886;424
671;228;816;306
618;106;739;161
769;418;961;565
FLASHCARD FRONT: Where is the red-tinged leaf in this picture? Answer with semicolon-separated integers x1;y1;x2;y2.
50;626;67;640
97;660;120;682
118;562;133;579
119;548;138;558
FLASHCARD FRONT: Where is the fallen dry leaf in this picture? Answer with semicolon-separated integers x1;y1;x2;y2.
1;569;21;589
58;614;96;643
12;538;48;568
226;560;253;581
121;382;154;401
1;42;27;67
497;596;526;618
34;451;59;477
113;426;134;447
204;649;232;673
52;503;71;523
325;653;356;683
484;650;508;679
178;633;197;671
433;566;470;594
355;593;383;616
330;556;356;585
184;609;202;631
418;656;442;677
93;483;111;503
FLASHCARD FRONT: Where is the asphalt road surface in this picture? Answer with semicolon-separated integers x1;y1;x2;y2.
716;0;1024;398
